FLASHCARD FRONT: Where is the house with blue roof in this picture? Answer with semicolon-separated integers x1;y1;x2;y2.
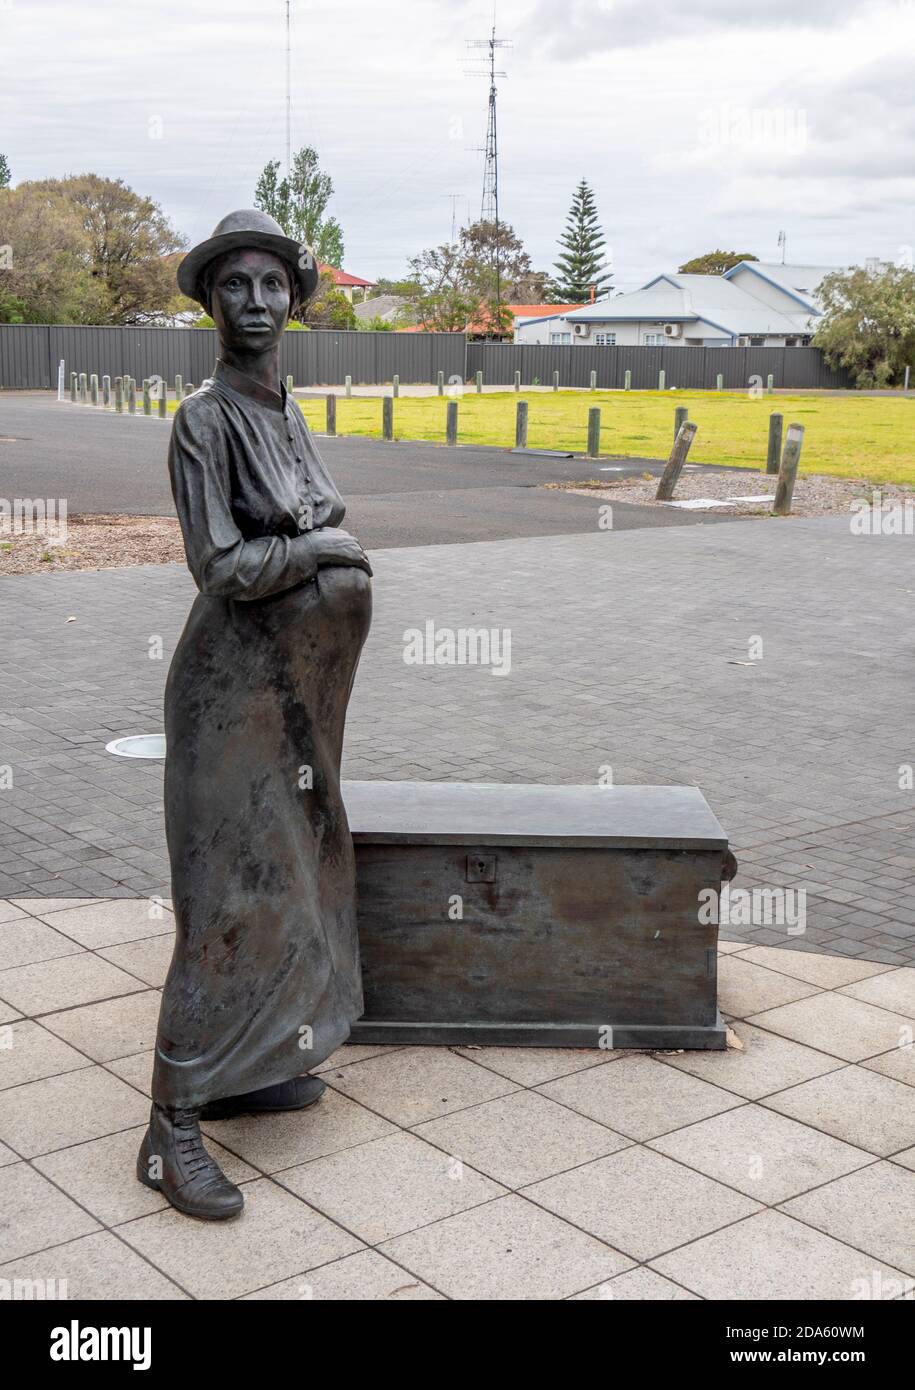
514;262;841;349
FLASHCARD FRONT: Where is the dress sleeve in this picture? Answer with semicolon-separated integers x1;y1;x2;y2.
168;396;319;602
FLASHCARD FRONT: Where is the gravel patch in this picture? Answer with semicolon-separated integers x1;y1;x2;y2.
0;514;185;576
553;469;915;517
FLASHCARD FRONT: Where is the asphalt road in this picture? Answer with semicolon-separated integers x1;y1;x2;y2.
0;392;744;547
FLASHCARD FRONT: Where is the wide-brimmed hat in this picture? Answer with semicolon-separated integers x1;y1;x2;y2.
177;209;319;308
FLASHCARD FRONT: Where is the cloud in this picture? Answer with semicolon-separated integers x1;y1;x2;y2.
523;0;867;55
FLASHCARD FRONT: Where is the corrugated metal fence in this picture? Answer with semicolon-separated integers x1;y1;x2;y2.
0;325;467;390
0;324;850;391
466;341;852;390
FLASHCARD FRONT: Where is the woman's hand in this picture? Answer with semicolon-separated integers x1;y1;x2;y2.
308;527;373;576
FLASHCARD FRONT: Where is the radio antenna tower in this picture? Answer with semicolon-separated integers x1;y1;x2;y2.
465;22;512;333
285;1;292;174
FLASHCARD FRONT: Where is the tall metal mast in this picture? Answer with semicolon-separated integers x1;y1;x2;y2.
285;1;292;175
466;25;511;334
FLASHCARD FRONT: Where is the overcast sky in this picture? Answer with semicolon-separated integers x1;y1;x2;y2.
2;0;912;290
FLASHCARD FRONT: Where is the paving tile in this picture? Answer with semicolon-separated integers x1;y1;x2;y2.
40;990;161;1062
650;1104;875;1204
0;917;84;972
97;934;175;988
278;1131;504;1243
116;1177;363;1299
749;993;915;1063
452;1045;614;1087
523;1145;759;1261
662;1022;842;1100
718;956;822;1018
242;1249;444;1300
781;1163;915;1276
413;1089;628;1187
0;1019;93;1091
202;1089;396;1172
0;1230;185;1300
0;1140;17;1165
0;902;28;924
9;898;101;916
863;1048;915;1089
537;1054;741;1141
0;1162;99;1262
0;1001;21;1025
571;1267;698;1300
325;1046;517;1127
0;1066;150;1157
105;1049;153;1096
739;945;894;988
311;1042;404;1073
0;953;144;1015
840;968;915;1018
33;1125;258;1225
380;1193;632;1300
763;1065;915;1157
892;1148;915;1172
34;899;174;949
651;1209;905;1301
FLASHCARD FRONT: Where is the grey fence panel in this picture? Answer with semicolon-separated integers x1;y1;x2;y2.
0;325;467;389
0;324;50;388
466;341;851;391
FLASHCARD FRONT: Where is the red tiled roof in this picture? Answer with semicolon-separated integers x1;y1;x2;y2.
317;261;376;288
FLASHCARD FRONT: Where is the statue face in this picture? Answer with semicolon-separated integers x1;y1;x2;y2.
209;248;293;352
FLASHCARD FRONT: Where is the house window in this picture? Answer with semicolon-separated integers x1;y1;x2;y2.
550;332;571;344
594;333;616;346
643;333;665;346
749;336;765;346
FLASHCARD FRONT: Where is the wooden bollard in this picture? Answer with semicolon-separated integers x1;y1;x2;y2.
475;370;483;394
114;376;123;413
624;369;631;391
382;396;394;441
446;399;458;445
69;372;77;403
766;412;783;475
90;373;99;406
773;423;804;515
716;373;724;391
158;381;167;418
78;372;87;404
658;369;666;391
674;405;689;442
175;374;183;402
437;370;444;396
514;369;521;393
326;394;337;436
128;378;137;414
142;380;151;415
345;374;352;398
393;374;399;398
286;374;294;396
102;374;110;407
515;400;528;449
185;382;194;395
656;421;698;501
766;373;774;395
589;370;597;391
587;407;601;458
552;370;559;391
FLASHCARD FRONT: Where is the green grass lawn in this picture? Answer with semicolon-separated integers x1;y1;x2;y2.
290;390;915;487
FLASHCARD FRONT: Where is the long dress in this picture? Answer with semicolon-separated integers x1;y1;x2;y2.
152;359;372;1111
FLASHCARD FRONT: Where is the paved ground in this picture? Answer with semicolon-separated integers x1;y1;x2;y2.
1;516;914;966
0;393;744;545
1;905;913;1300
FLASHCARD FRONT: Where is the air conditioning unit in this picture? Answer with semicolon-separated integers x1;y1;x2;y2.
663;323;682;338
572;322;590;338
737;336;751;346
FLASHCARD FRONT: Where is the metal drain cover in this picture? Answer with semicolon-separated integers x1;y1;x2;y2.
106;734;166;759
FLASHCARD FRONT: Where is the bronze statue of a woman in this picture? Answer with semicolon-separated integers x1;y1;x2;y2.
137;210;372;1220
